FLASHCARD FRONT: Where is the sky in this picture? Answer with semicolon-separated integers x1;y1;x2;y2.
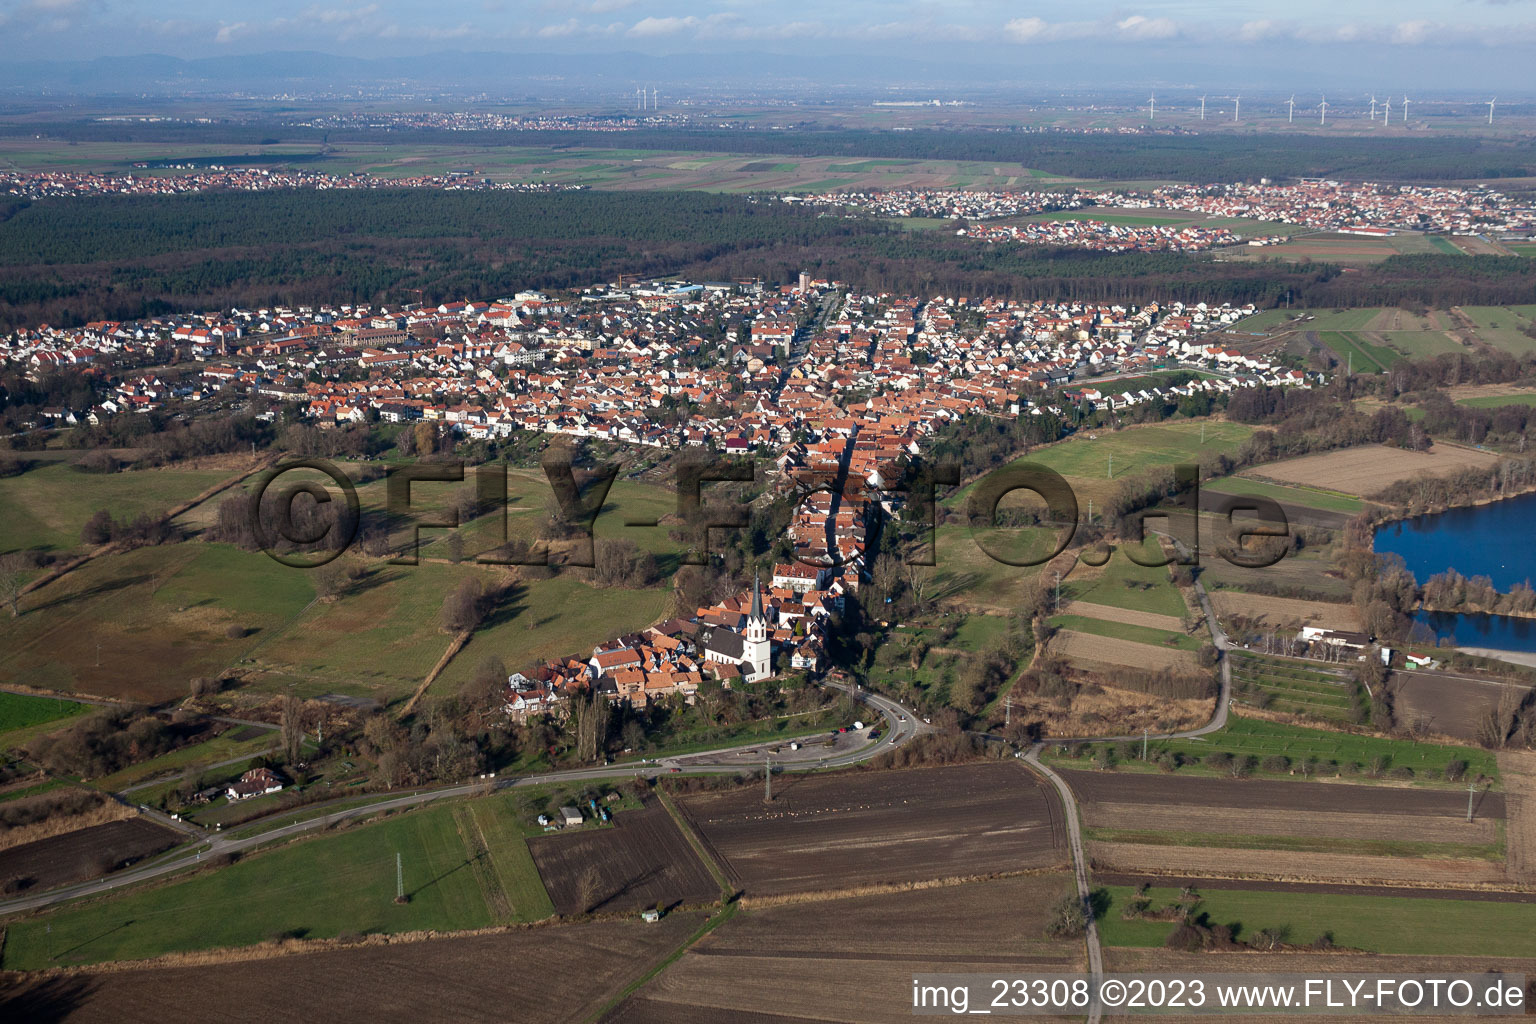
1;0;1533;90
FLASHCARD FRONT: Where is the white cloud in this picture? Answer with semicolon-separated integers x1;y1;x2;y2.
627;15;699;37
1237;19;1274;42
1115;15;1178;39
214;21;248;44
1003;16;1047;42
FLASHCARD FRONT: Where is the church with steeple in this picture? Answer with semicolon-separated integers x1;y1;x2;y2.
699;572;775;683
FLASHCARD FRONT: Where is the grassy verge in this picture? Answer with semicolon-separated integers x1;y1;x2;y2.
0;793;560;969
0;691;90;746
1096;884;1536;955
1046;714;1498;786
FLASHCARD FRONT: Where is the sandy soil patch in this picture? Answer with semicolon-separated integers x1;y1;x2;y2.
1052;630;1198;672
1084;802;1499;846
1088;841;1508;886
1061;601;1185;632
1249;443;1498;497
1210;592;1358;630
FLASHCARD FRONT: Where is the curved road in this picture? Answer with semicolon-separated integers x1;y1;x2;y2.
0;682;921;917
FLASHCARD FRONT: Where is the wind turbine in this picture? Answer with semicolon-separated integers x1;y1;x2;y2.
1286;95;1295;123
635;87;644;111
1382;96;1392;123
1318;94;1329;126
1488;97;1497;125
1369;94;1377;120
1401;95;1410;123
651;86;658;110
1233;94;1241;122
1148;92;1156;120
1198;95;1206;120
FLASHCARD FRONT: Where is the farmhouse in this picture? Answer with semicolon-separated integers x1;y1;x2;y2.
1298;626;1372;652
226;767;284;802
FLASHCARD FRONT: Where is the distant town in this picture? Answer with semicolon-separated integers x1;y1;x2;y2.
789;179;1536;252
3;274;1315;717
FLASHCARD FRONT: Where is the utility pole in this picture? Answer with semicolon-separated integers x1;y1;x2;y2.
1053;571;1062;612
1467;779;1477;822
395;851;405;903
1142;728;1149;761
764;754;772;803
1107;453;1113;479
1005;696;1013;727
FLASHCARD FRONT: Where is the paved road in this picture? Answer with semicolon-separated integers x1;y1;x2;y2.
0;680;918;917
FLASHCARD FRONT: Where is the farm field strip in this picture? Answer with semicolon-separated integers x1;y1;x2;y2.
1049;615;1200;651
1089;840;1509;887
1049;630;1198;671
1249;443;1498;497
677;763;1066;897
1080;801;1499;846
1205;476;1364;514
1095;885;1536;955
1059;601;1185;632
1082;826;1499;861
0;913;709;1024
1210;592;1359;629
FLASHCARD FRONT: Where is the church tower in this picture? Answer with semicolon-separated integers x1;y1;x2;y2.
744;572;772;682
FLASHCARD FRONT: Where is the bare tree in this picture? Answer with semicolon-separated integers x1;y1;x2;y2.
280;695;305;765
0;554;23;618
577;866;604;913
904;562;933;609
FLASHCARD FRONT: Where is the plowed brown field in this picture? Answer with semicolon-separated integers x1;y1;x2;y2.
0;914;705;1024
677;763;1066;896
602;874;1084;1024
528;798;718;915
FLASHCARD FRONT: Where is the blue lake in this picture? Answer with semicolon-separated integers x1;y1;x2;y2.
1375;491;1536;652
